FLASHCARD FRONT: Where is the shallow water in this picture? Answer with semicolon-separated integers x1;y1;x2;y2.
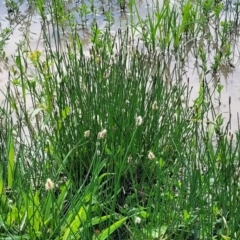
0;0;240;133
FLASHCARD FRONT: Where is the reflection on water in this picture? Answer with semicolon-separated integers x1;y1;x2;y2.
0;0;240;131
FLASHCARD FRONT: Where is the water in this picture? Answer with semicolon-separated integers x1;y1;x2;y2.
0;0;240;132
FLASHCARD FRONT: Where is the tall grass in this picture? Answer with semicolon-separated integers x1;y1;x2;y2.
0;0;240;239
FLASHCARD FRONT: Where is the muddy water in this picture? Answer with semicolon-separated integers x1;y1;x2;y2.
0;0;155;138
0;0;151;91
0;0;240;133
0;2;43;97
186;6;240;132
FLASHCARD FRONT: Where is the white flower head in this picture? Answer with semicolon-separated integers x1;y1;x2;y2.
124;204;129;209
209;178;214;186
203;194;212;204
136;116;143;126
128;155;133;163
173;113;178;122
45;178;54;191
227;130;234;142
97;129;107;139
148;151;155;160
134;216;141;224
152;101;158;110
84;130;90;137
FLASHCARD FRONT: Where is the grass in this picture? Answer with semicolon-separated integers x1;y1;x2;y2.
0;0;240;239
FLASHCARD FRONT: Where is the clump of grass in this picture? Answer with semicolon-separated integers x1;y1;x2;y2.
0;0;240;239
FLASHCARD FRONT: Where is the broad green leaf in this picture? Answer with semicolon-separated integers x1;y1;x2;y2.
84;192;92;203
33;191;41;231
15;56;22;70
61;106;71;119
63;206;88;239
91;215;110;225
183;210;190;222
6;204;19;226
0;164;3;194
98;173;114;185
140;211;149;219
97;217;128;240
7;136;14;189
56;181;70;212
221;235;231;240
43;194;52;224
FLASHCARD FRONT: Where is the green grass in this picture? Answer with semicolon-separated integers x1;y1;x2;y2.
0;0;240;239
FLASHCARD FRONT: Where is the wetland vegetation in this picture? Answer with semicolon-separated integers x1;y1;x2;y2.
0;0;240;239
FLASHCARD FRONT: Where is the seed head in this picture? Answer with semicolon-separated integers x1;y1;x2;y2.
152;101;158;110
84;130;90;137
227;130;234;142
97;129;107;139
45;178;54;191
134;216;141;224
136;116;143;126
148;151;155;160
128;155;133;163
